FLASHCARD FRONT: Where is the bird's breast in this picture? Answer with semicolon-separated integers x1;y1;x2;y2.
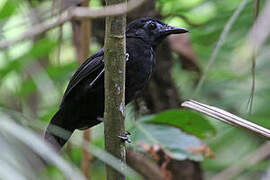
125;46;155;102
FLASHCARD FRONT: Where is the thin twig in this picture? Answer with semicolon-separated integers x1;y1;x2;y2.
71;0;92;178
194;0;248;94
248;0;260;114
0;0;146;49
73;137;141;179
0;1;77;35
82;129;92;179
56;25;63;65
261;162;270;180
126;149;164;180
248;0;270;50
181;99;270;139
72;0;145;19
212;142;270;180
0;11;72;49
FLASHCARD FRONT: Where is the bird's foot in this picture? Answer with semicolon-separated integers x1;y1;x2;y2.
118;135;131;143
118;131;131;143
98;117;131;143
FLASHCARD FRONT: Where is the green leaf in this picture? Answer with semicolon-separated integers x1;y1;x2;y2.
17;79;37;98
0;38;57;80
46;62;77;82
143;109;215;138
134;123;203;161
0;0;17;20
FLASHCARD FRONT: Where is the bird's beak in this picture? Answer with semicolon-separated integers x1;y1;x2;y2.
161;25;189;36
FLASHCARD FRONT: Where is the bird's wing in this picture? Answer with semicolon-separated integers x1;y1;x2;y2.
61;48;104;105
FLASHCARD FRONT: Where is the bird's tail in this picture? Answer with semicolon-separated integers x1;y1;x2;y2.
44;110;74;151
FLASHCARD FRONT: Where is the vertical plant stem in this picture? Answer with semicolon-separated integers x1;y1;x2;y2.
71;0;92;179
248;0;260;114
26;0;49;117
194;0;248;94
82;129;92;179
104;0;126;179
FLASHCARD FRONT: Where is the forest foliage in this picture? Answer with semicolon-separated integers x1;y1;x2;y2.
0;0;270;179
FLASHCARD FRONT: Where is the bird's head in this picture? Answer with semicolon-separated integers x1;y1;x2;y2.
126;17;188;48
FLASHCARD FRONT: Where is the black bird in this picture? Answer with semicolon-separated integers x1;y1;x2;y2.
45;17;188;150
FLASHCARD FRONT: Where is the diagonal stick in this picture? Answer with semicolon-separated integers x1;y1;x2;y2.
181;99;270;139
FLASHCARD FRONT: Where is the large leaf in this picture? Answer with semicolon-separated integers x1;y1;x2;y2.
134;122;204;161
142;109;215;138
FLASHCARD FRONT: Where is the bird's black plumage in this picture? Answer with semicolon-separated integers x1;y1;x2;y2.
45;17;188;150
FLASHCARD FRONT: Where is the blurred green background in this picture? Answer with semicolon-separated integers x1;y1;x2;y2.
0;0;270;179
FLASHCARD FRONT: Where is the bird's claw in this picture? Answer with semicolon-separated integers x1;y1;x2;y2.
118;136;131;143
118;132;131;143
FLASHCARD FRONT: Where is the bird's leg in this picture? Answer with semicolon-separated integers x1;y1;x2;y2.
98;116;131;142
97;116;131;142
98;115;131;142
118;131;131;143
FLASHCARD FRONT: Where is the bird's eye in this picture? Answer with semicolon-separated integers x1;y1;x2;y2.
147;22;157;30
